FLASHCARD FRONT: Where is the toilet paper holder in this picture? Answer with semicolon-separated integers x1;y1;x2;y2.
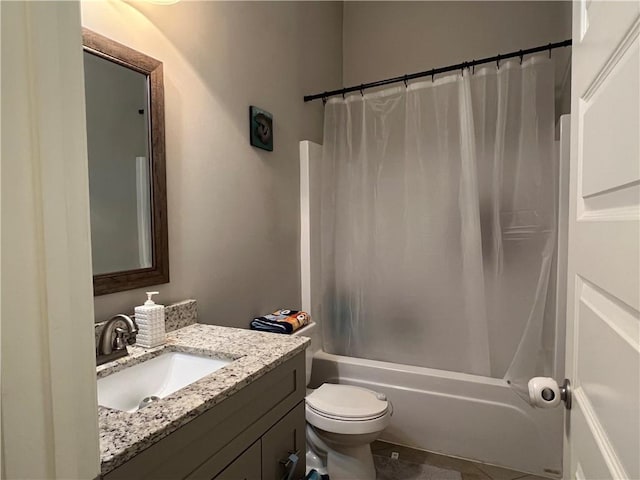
528;377;572;410
559;379;572;409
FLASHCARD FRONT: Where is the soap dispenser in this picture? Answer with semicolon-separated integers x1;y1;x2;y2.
135;291;166;348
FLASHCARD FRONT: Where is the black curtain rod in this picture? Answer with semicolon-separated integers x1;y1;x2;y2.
304;39;572;103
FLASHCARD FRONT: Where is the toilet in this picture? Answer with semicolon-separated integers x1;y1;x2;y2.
293;322;392;480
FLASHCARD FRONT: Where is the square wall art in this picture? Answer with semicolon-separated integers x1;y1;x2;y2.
249;106;273;152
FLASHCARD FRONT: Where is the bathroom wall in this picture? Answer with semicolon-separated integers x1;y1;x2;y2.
83;1;343;326
342;1;572;114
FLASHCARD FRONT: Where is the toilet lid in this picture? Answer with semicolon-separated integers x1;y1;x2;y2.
306;384;388;420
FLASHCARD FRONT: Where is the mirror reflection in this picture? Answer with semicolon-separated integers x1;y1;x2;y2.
84;51;153;275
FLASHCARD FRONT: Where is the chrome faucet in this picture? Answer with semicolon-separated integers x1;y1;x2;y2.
97;314;138;366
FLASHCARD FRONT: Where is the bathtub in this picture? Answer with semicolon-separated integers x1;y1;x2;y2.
309;350;563;478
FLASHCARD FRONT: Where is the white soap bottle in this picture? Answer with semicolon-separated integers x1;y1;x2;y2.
135;291;166;348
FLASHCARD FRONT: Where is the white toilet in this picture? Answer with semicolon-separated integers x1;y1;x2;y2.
294;322;392;480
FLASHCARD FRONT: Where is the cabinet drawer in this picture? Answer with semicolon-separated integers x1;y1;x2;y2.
213;441;261;480
262;402;306;480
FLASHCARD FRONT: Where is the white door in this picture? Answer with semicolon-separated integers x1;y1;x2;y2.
565;2;640;479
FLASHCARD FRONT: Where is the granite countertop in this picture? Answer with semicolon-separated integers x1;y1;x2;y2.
97;323;310;476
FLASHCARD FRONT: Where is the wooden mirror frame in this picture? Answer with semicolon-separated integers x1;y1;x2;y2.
83;28;169;296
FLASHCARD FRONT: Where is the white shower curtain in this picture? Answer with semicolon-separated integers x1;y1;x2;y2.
320;55;556;382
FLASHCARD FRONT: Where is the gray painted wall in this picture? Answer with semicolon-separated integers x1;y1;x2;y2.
83;1;343;326
342;1;572;115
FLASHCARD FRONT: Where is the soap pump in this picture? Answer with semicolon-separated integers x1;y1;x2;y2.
135;291;166;348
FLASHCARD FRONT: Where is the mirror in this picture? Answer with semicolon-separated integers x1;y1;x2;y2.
83;28;169;296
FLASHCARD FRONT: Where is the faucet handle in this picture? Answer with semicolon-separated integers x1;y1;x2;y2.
114;326;137;349
114;327;128;350
126;327;137;346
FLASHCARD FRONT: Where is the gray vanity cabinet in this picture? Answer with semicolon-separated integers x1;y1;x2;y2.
103;352;306;480
211;402;305;480
213;441;261;480
260;402;306;480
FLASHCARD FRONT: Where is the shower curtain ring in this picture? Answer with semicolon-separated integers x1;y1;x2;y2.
342;91;345;99
322;96;327;105
431;69;435;82
496;54;501;69
472;61;475;75
519;50;524;64
403;74;408;88
548;43;552;58
360;85;364;97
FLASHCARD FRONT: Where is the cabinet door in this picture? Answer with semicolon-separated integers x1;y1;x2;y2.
213;441;261;480
261;402;305;480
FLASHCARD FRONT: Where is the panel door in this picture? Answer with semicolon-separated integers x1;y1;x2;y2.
565;2;640;479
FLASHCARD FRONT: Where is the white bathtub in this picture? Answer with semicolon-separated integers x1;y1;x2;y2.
309;350;563;478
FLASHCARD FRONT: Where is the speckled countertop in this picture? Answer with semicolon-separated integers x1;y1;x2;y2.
97;324;310;476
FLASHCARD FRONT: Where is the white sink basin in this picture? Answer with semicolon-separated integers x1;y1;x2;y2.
97;351;232;412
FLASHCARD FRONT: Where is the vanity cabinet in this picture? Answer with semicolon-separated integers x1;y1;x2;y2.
213;441;261;480
260;402;305;480
103;352;306;480
211;402;305;480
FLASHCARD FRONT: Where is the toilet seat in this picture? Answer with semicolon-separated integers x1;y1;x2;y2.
305;384;391;435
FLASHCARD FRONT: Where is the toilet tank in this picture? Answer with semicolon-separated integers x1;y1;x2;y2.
293;321;320;386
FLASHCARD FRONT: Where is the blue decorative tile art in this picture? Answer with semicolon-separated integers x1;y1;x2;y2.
249;105;273;151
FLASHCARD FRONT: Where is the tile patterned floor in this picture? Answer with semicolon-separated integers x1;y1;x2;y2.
372;441;550;480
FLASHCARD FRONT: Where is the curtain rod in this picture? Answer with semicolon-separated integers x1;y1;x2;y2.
303;39;572;103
